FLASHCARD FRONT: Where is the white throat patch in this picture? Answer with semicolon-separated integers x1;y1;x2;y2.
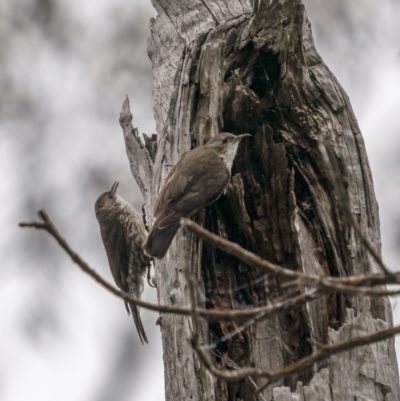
220;141;240;172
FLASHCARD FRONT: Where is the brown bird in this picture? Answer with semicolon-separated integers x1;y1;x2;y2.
144;132;251;258
95;182;151;344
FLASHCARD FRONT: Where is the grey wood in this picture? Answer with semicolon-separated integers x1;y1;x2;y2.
123;0;400;399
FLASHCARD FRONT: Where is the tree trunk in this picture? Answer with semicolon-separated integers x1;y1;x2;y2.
126;0;400;399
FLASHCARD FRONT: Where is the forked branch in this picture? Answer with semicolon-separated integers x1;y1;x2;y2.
17;211;326;320
19;209;400;390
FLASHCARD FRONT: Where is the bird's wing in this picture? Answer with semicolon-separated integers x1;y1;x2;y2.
156;151;230;229
154;151;191;218
100;219;129;290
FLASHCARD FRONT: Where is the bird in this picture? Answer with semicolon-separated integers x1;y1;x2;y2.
144;132;251;258
95;182;151;344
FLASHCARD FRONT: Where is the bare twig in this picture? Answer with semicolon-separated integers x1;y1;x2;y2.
19;210;329;321
20;211;400;389
19;210;183;316
189;264;264;400
183;218;400;293
191;307;400;389
20;210;400;326
212;350;267;401
256;322;400;392
182;218;320;281
183;219;400;389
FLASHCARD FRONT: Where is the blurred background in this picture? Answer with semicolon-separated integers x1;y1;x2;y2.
1;0;399;400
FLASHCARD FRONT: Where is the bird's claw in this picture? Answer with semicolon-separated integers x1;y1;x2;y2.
147;264;156;288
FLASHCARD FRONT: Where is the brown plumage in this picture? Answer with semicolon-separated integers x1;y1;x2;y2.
95;182;151;344
144;132;250;258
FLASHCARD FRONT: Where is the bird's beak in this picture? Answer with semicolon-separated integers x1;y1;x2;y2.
235;133;251;142
111;181;119;194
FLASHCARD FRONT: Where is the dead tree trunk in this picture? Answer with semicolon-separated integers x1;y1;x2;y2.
125;0;400;399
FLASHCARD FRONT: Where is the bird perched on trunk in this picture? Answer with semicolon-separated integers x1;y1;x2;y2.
95;182;151;344
144;132;251;258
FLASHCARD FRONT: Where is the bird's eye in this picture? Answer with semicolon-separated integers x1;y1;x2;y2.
108;194;113;199
222;137;228;143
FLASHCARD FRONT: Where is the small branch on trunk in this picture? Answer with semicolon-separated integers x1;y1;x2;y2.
119;96;154;199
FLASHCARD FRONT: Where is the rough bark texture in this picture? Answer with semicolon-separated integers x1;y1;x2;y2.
125;0;400;400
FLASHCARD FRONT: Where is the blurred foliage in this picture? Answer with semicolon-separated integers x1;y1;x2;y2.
1;0;399;400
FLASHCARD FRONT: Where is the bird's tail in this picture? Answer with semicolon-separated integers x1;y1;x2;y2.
125;301;148;344
143;216;180;259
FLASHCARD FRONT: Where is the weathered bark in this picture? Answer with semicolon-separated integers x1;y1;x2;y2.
125;0;400;400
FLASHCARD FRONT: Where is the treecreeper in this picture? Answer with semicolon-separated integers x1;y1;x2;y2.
144;132;251;259
95;182;151;344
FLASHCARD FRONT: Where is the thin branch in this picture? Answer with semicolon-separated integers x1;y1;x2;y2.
315;282;400;297
212;350;267;401
20;212;400;389
19;210;183;316
19;210;329;321
20;210;400;326
284;277;400;297
183;218;319;282
183;218;400;292
190;308;400;389
185;219;400;392
256;322;400;392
